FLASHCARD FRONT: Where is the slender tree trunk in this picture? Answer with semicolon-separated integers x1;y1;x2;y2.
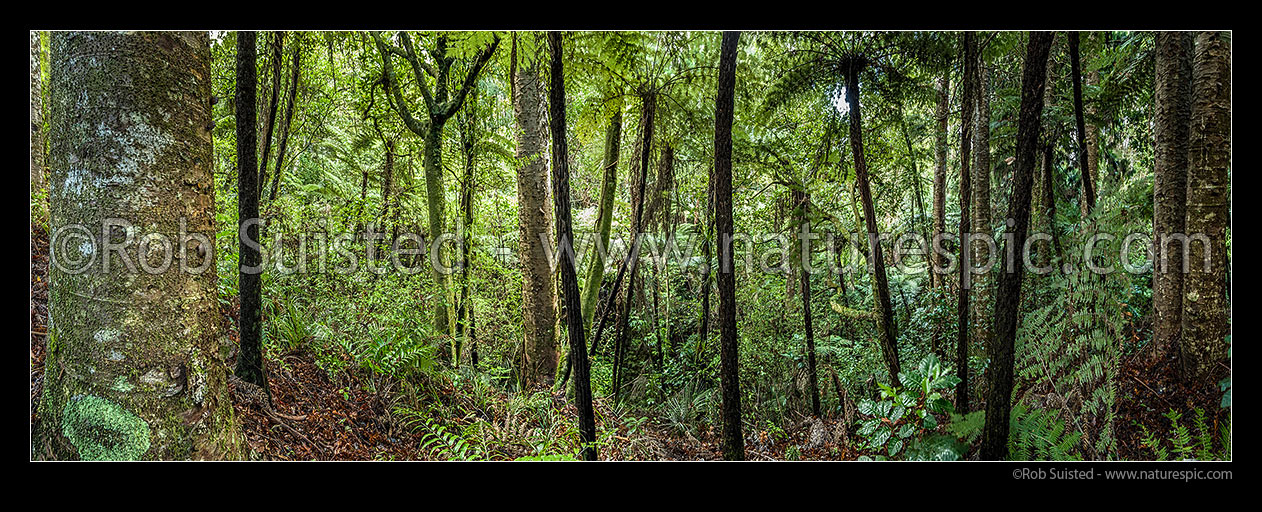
844;59;902;387
971;55;993;363
548;32;597;460
376;140;395;256
956;32;977;411
698;172;714;345
1152;32;1193;360
981;31;1053;461
581;103;622;334
424;122;457;336
1041;143;1065;265
714;31;745;461
1069;32;1095;217
31;31;45;196
1181;31;1230;381
456;95;478;366
932;72;950;290
930;70;950;359
1037;52;1066;265
611;91;654;402
40;31;242;460
899;107;930;248
257;32;283;199
794;190;821;416
234;32;268;395
1086;64;1102;191
268;35;301;204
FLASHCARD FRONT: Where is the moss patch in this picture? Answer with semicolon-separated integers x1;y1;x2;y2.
61;394;150;460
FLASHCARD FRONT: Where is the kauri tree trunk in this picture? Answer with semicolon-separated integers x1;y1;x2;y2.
512;35;558;389
40;31;242;460
1180;31;1230;381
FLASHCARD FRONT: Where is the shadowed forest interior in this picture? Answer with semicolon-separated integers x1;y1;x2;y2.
29;30;1231;462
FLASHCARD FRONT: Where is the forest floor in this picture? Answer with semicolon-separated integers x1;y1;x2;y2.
1114;345;1231;460
224;346;855;461
30;222;847;461
31;220;1223;461
221;310;855;461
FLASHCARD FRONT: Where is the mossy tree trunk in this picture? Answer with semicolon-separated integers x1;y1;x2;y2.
581;95;622;335
371;31;499;338
1181;31;1230;382
31;31;45;197
40;31;242;460
793;189;821;417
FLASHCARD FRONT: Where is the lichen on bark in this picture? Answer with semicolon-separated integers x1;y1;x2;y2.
38;31;242;460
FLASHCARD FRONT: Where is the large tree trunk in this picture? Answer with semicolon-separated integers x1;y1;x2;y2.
714;31;745;461
1181;31;1230;381
547;32;597;461
39;31;242;460
1152;32;1193;361
581;101;622;334
512;37;558;389
844;60;902;387
956;32;977;412
31;31;45;197
981;31;1053;461
233;32;268;395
